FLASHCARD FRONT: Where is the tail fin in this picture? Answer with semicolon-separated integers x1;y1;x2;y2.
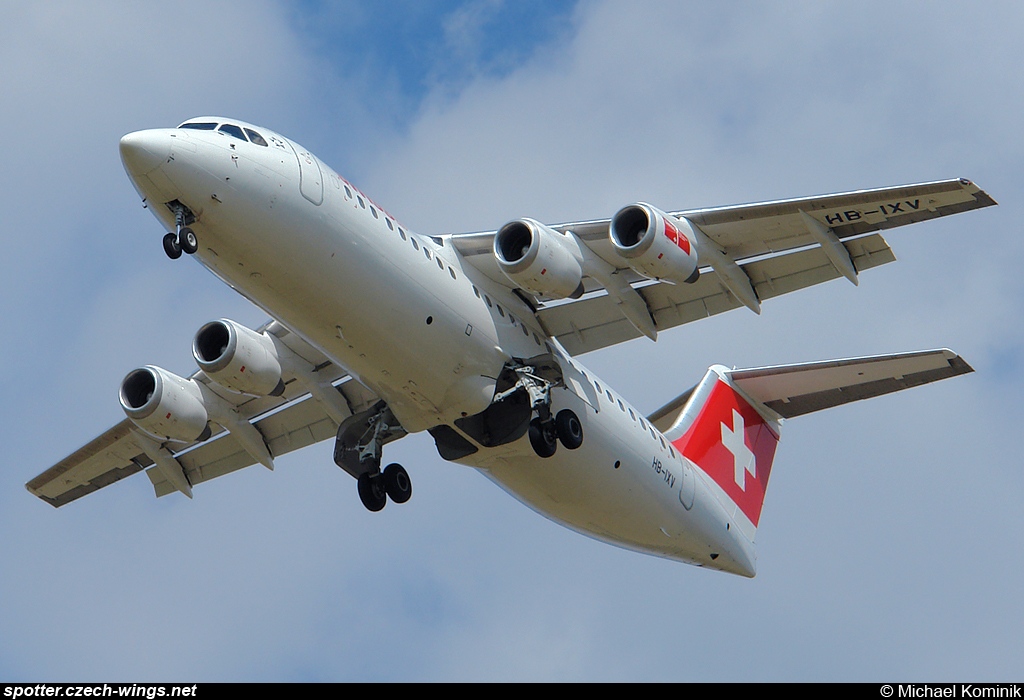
665;368;780;530
658;349;972;532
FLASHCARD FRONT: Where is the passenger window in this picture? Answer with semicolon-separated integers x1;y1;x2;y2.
436;258;444;270
344;185;352;198
411;238;420;251
357;196;365;208
244;128;269;146
497;305;505;318
450;268;457;281
370;206;378;219
399;228;407;241
386;219;394;231
218;124;248;141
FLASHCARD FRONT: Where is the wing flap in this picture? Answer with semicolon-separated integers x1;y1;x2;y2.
148;393;343;497
542;233;894;355
147;376;379;498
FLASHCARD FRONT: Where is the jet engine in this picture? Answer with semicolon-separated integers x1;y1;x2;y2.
609;203;700;285
192;319;285;397
119;365;211;443
493;218;584;299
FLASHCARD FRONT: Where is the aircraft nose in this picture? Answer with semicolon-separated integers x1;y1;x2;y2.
119;130;171;177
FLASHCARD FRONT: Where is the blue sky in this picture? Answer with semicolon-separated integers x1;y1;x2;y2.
2;0;1022;681
290;0;577;105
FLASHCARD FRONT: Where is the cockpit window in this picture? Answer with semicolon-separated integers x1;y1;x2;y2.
244;128;269;147
218;124;248;141
178;122;217;130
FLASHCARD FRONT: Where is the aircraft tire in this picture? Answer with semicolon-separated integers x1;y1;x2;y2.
179;227;198;255
163;232;183;260
357;473;387;512
382;463;412;504
529;418;557;458
555;409;583;450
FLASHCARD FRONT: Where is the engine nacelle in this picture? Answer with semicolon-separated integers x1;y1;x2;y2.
119;365;211;443
192;319;285;397
609;203;700;285
494;218;584;299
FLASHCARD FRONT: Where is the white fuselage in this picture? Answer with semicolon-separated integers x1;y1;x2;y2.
120;120;757;576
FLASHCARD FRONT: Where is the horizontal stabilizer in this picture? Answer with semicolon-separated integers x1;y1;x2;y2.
650;348;972;540
727;349;973;419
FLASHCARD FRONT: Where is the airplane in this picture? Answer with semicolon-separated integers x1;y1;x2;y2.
27;116;995;577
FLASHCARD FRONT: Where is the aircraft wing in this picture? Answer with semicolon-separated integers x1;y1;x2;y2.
450;178;995;355
26;323;380;507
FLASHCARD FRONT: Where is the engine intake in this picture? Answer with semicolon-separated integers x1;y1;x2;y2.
494;218;584;299
119;365;211;443
193;319;285;397
610;203;700;285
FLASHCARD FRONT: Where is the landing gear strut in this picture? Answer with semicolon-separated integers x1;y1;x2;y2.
164;203;197;259
334;401;413;512
497;363;584;459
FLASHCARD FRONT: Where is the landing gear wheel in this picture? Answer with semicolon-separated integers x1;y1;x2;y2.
357;473;387;512
178;226;198;255
555;409;583;450
382;463;412;504
529;417;557;458
162;232;182;259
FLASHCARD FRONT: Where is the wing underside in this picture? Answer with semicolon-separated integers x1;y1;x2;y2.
27;324;380;507
449;178;994;355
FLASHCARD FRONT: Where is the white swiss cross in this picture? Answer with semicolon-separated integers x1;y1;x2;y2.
721;409;756;491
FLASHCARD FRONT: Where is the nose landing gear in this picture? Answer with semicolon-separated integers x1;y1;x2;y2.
179;226;198;255
162;232;182;260
163;202;197;259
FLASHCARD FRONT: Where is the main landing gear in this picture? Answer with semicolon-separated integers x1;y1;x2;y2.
529;408;583;458
357;463;412;512
163;203;197;260
500;364;584;459
334;401;413;513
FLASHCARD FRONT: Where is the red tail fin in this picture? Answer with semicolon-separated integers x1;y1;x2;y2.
670;370;780;529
